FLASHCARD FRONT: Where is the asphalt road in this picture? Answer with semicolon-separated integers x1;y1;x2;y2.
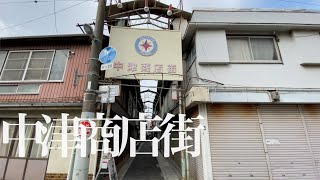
123;142;164;180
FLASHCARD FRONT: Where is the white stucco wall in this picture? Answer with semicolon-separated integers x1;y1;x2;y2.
191;10;320;25
195;30;229;64
191;29;320;89
172;17;188;38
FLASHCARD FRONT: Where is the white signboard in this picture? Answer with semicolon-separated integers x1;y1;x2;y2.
101;63;114;70
99;85;119;103
106;27;183;81
99;85;120;96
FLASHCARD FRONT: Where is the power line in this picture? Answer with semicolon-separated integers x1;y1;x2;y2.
0;0;92;31
0;1;50;4
0;0;96;4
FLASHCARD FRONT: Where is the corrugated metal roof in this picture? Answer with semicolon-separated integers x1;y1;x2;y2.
0;34;90;40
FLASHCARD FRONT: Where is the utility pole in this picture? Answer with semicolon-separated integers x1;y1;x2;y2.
179;87;189;180
180;59;189;180
69;0;106;179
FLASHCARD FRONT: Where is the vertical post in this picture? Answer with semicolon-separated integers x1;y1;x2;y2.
179;84;189;180
180;56;189;179
70;0;106;179
178;89;185;179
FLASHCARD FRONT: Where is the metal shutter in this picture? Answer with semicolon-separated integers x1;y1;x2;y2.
259;105;317;179
186;106;204;180
207;104;269;180
302;105;320;178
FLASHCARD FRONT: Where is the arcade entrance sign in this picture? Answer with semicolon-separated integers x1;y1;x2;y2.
105;27;183;81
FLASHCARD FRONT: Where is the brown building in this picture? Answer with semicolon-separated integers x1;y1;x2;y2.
0;34;142;180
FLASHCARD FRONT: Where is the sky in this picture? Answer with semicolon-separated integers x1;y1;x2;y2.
1;0;320;113
1;0;320;37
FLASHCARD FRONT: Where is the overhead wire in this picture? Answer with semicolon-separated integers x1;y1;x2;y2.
0;1;49;4
0;0;92;31
0;0;96;4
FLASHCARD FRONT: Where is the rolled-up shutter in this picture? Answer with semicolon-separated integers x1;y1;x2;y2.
302;105;320;178
187;106;204;180
259;105;317;179
207;104;269;180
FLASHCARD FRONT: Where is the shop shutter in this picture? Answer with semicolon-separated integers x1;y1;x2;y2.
207;104;269;180
186;106;204;180
258;105;317;179
302;105;320;178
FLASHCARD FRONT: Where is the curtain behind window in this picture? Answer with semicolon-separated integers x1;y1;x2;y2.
12;121;34;157
227;38;252;61
30;122;53;158
251;38;278;60
0;120;16;156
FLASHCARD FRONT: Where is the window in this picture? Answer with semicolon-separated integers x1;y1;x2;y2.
0;120;54;179
227;36;281;62
0;51;7;72
49;50;69;80
0;50;69;82
0;84;40;94
0;120;53;157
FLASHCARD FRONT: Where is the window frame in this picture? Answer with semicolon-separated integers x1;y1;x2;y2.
0;50;57;83
48;49;69;82
0;119;53;180
227;35;283;64
0;84;41;95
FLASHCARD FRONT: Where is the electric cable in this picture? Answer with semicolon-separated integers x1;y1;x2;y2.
0;0;92;31
0;0;96;4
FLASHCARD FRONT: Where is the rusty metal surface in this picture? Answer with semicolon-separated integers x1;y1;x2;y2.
0;44;90;104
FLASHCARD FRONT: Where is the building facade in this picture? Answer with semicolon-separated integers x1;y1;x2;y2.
0;34;142;180
159;9;320;180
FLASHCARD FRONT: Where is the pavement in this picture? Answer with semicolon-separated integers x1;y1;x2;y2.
119;142;180;180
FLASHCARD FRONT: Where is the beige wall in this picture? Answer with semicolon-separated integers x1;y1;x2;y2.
46;110;96;175
107;27;183;81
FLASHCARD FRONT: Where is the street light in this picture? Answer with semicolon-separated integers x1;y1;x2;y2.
167;4;173;16
83;24;93;35
144;0;149;12
117;0;123;8
83;24;94;39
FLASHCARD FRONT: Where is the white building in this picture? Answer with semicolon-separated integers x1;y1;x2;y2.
161;9;320;180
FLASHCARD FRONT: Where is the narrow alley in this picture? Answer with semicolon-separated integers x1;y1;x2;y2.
123;142;163;180
121;142;180;180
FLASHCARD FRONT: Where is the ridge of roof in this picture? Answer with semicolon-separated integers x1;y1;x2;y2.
192;8;320;13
